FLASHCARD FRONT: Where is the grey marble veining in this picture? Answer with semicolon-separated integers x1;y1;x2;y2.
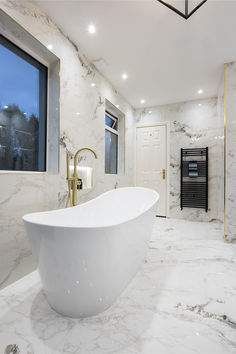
0;0;135;289
0;218;235;354
135;98;224;223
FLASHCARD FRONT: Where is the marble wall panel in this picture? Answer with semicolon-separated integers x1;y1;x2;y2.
225;62;236;242
0;0;135;289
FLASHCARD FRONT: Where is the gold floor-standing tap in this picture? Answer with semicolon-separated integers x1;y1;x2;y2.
66;153;72;208
66;148;98;207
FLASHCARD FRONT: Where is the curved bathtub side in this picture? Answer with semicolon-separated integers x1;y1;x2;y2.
23;220;42;265
24;201;157;318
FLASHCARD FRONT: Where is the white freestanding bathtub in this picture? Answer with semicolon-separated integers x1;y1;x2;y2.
23;187;159;318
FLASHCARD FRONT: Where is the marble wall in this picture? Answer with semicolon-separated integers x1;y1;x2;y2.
135;98;224;222
225;62;236;242
0;0;135;289
0;0;227;290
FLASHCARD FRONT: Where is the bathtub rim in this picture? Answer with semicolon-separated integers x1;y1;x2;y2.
22;187;159;229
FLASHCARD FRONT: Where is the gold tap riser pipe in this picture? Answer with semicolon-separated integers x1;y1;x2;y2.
66;153;72;208
69;180;73;207
72;178;77;206
66;180;72;207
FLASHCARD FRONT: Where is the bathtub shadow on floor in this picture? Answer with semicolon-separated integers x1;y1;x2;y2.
29;261;168;354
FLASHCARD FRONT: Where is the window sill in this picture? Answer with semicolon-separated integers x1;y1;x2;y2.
0;170;49;175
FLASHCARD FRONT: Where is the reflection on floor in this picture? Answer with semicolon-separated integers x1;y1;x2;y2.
0;218;235;354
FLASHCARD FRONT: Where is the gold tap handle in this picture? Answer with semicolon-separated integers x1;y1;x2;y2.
162;169;166;180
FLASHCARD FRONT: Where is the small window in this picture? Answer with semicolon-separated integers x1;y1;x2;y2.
105;111;118;174
105;113;118;130
0;34;47;172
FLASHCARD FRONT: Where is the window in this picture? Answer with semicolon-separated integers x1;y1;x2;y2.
105;111;118;174
0;34;47;172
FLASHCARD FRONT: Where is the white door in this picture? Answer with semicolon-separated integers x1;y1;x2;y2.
136;125;167;216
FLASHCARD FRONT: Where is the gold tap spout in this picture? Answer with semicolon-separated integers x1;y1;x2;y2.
67;148;98;206
74;148;98;163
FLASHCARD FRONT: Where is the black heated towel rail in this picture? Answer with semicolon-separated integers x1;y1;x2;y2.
180;147;208;212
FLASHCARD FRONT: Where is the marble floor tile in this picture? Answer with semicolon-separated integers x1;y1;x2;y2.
0;218;235;354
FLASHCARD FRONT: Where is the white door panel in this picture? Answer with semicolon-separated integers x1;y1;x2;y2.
136;125;167;216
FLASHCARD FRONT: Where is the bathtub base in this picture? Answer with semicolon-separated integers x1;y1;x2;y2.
23;188;159;318
48;301;112;318
48;291;119;318
46;290;116;318
44;257;146;318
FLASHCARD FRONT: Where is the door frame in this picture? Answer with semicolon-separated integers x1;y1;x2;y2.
135;122;170;217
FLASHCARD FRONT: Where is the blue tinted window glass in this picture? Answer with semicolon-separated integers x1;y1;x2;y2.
105;113;118;131
105;129;118;174
0;35;47;172
105;115;113;127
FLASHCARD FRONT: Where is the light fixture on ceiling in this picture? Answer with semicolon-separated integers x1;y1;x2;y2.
91;82;96;87
116;104;120;108
198;89;203;94
157;0;207;20
122;73;128;80
140;99;145;104
47;44;53;50
88;24;96;34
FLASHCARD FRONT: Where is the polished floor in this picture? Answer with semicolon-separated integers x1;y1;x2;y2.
0;218;236;354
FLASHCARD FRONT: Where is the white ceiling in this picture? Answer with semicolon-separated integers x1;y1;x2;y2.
36;0;236;108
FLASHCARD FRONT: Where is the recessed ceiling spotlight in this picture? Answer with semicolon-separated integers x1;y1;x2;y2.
140;99;145;104
47;44;53;50
198;103;202;107
148;110;152;114
116;104;119;108
76;112;80;115
198;89;203;94
91;82;96;87
88;24;96;34
122;73;128;80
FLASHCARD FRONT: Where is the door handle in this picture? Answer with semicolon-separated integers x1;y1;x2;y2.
162;169;166;180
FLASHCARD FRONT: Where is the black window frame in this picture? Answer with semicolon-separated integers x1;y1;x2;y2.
105;110;118;174
0;34;48;172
